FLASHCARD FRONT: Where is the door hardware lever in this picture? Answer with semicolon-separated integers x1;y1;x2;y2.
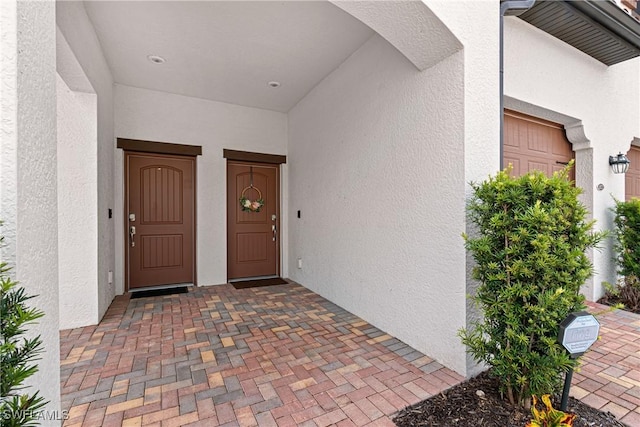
272;224;277;242
130;226;136;247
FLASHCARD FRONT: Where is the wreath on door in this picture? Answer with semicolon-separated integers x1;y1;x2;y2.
239;167;264;212
240;187;264;212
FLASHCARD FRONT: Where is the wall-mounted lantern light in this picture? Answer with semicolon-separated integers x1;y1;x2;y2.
609;152;630;174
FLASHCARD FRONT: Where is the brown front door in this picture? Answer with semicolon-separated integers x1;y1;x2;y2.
227;161;279;280
626;146;640;200
504;110;575;181
126;151;195;289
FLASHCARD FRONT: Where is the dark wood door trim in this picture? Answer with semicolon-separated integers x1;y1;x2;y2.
118;138;202;156
223;149;286;164
123;150;197;291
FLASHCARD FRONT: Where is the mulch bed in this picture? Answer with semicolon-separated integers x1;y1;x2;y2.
393;370;626;427
598;294;640;314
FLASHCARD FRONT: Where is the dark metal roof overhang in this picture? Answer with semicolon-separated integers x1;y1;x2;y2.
518;0;640;65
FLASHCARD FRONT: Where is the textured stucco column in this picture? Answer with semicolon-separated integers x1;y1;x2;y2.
425;1;501;377
0;0;61;422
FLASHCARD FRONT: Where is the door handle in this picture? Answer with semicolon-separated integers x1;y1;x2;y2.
272;224;276;242
130;226;136;247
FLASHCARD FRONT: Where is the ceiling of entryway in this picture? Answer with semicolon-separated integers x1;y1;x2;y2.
82;1;375;112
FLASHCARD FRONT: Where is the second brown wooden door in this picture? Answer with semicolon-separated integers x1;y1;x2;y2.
227;161;279;280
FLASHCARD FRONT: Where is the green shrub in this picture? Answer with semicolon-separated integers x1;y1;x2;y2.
459;165;604;408
0;234;48;426
612;198;640;278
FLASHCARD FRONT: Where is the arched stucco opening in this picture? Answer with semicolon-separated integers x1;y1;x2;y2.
330;0;462;71
57;0;476;377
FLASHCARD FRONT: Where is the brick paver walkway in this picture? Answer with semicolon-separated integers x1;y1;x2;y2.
60;282;463;426
574;302;640;426
60;286;640;426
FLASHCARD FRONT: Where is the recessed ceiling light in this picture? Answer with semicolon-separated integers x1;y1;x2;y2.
268;81;281;88
147;55;166;64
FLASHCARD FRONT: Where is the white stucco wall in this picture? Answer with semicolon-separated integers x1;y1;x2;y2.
114;85;288;290
1;0;61;422
57;1;116;323
287;33;468;374
57;74;99;329
504;16;640;300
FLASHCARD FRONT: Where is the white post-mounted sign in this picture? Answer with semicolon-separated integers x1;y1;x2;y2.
557;311;600;411
558;311;600;356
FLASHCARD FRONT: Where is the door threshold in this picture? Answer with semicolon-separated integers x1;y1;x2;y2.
228;275;279;283
129;283;194;293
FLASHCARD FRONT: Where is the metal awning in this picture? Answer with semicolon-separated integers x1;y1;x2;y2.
518;0;640;65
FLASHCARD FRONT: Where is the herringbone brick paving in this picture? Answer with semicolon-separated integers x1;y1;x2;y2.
61;286;640;426
60;282;463;426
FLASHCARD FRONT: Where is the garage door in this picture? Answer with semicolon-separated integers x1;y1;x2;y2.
625;146;640;200
504;110;575;181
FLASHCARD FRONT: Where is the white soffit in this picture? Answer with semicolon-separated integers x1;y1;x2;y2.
83;1;375;112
